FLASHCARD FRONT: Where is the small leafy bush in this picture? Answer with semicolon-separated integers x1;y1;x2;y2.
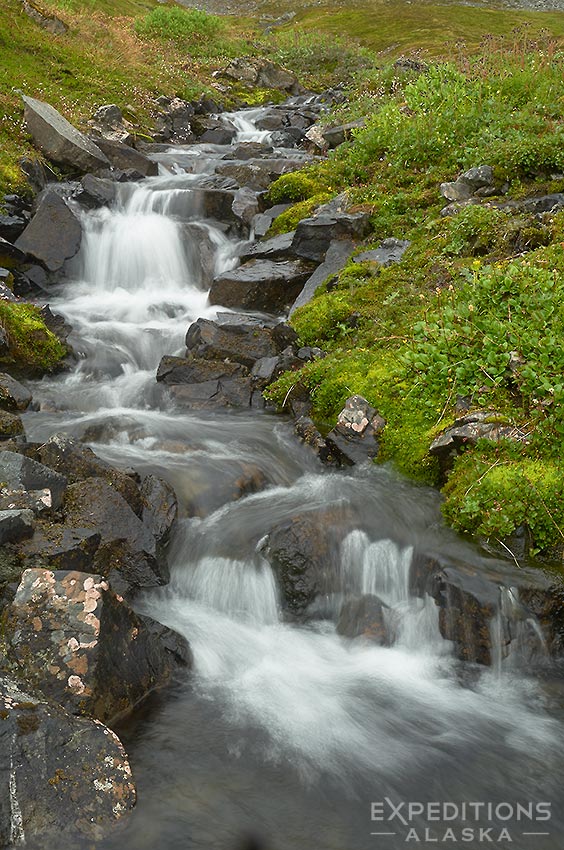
134;7;230;58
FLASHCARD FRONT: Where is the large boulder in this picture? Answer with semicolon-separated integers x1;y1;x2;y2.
0;674;135;845
184;316;297;368
0;450;67;510
15;190;82;272
290;238;355;315
94;138;158;178
292;212;372;263
4;568;191;722
62;477;167;595
17;522;101;572
239;231;297;263
161;355;253;410
222;57;299;92
88;104;132;144
22;95;110;173
209;258;315;313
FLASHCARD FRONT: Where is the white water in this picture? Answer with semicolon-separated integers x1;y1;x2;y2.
24;107;564;849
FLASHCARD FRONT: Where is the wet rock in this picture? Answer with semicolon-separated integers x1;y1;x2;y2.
140;475;178;547
252;203;291;238
294;416;344;467
290;238;355;315
209;258;314;313
39;304;72;346
0;411;24;440
193;117;236;145
74;173;116;209
325;395;385;465
429;412;529;478
63;477;167;595
227;141;274;161
0;236;28;270
15;190;82;272
0;451;66;510
157;354;246;385
0;508;34;545
17;523;101;572
22;95;110;173
232;187;260;225
4;568;191;722
222;57;299;93
240;231;296;262
0;674;135;845
337;594;389;644
322;119;365;149
168;374;253;410
21;0;67;34
183;460;269;518
264;507;355;615
292;212;372;263
353;238;410;267
36;435;144;516
153;97;195;143
188;188;238;225
185;316;295;368
94;138;158;177
440;165;495;202
0;373;31;411
0;212;27;243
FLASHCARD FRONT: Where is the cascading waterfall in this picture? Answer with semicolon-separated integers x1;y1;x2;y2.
22;106;564;850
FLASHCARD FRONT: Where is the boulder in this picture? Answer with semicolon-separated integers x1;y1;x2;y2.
0;373;32;411
15;190;82;272
167;370;253;410
353;237;410;267
223;57;299;92
17;523;101;572
75;173;116;209
292;212;372;263
21;0;67;34
188;188;238;224
252;203;291;238
0;212;27;243
156;354;246;385
522;194;564;214
239;231;297;263
94;138;158;177
337;594;390;644
88;104;132;145
0;411;24;439
0;508;34;545
140;474;178;547
429;412;529;478
62;477;167;595
290;238;355;315
325;395;386;465
0;675;135;845
153;97;195;143
22;95;110;172
294;416;344;467
0;450;66;510
209;258;314;313
4;568;191;722
193;117;236;145
0;236;28;270
232;187;260;225
322;119;365;149
440;165;495;202
184;316;296;368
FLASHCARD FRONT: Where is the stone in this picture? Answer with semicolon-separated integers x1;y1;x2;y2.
21;0;67;34
94;138;158;177
0;212;27;243
156;354;246;386
353;238;411;267
75;173;116;209
232;187;260;225
39;305;72;345
523;193;564;213
194;118;236;145
304;125;327;152
290;238;355;315
15;190;82;272
167;374;253;410
222;57;299;92
140;474;178;547
440;165;495;202
63;477;167;595
325;395;386;465
188;188;238;225
0;373;31;411
17;524;101;572
239;231;297;263
22;95;110;172
292;212;372;263
0;508;34;545
153;97;195;143
0;236;28;270
337;594;390;644
0;451;66;509
184;316;294;368
252;203;291;238
0;674;135;845
4;568;191;722
429;412;529;478
182;460;269;518
0;411;24;439
294;417;344;467
88;104;132;145
322;119;365;149
209;258;314;313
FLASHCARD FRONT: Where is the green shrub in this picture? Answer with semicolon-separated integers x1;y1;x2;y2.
442;205;510;257
269;30;374;88
134;7;232;58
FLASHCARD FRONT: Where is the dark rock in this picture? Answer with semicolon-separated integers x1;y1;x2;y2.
0;450;66;509
15;190;82;272
322;119;365;149
325;395;385;465
440;165;495;202
88;104;132;145
0;411;24;440
292;213;371;263
255;111;286;131
182;461;269;518
232;187;260;225
36;435;144;516
157;354;245;385
22;95;110;172
4;568;191;722
63;478;167;594
18;524;101;572
168;373;253;410
294;416;344;466
240;231;296;262
188;188;238;225
222;57;299;92
228;141;274;160
265;507;356;615
429;412;529;478
0;213;27;243
185;316;291;368
18;263;49;295
76;174;116;208
18;156;59;194
194;118;236;145
39;305;72;345
337;594;390;643
0;237;28;270
290;238;355;315
252;203;292;238
153;97;195;143
354;238;410;267
523;193;564;214
0;373;32;411
0;508;34;544
93;138;158;177
209;258;314;313
140;474;178;547
21;0;67;34
0;674;135;845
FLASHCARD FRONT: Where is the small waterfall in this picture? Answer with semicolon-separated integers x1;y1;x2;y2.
340;530;412;606
223;109;273;143
490;586;548;673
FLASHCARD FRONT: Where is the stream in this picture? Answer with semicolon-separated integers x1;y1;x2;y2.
23;106;564;849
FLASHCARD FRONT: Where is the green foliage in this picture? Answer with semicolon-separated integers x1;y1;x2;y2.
442;205;510;257
0;303;67;375
267;194;331;236
265;172;322;205
268;30;374;88
134;6;238;58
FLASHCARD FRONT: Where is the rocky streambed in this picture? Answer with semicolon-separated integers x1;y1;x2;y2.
1;80;564;849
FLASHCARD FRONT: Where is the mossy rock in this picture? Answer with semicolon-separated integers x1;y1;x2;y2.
0;303;67;377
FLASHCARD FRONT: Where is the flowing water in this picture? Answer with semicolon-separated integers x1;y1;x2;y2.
23;109;564;849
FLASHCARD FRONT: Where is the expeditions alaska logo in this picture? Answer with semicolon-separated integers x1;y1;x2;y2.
370;799;552;843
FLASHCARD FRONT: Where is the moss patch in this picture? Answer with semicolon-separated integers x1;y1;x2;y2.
0;303;67;376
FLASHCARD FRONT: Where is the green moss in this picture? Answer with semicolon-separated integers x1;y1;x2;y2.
0;303;67;376
267;193;331;236
265;172;324;206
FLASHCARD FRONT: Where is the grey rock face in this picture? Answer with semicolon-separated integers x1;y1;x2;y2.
209;258;314;313
15;190;82;272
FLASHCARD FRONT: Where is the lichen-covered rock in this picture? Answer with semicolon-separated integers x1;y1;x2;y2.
294;416;343;467
0;508;34;545
440;165;495;202
0;674;135;846
4;568;191;722
325;395;386;465
17;523;101;572
0;411;24;440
